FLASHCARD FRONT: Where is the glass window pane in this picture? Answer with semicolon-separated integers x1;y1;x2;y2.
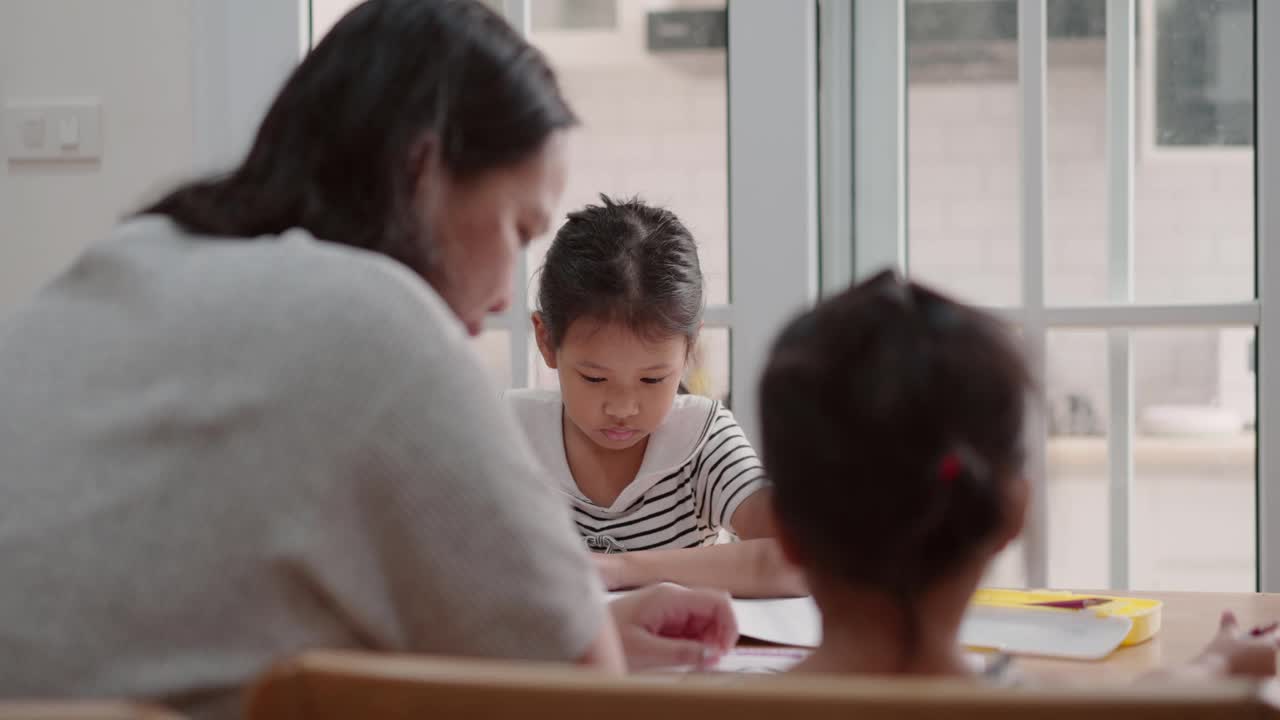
906;0;1021;306
1045;0;1107;306
689;327;731;405
1135;1;1253;304
1131;327;1255;591
1045;329;1111;589
1154;0;1252;147
1042;327;1256;591
908;0;1255;307
1039;0;1257;306
527;0;729;307
310;0;350;43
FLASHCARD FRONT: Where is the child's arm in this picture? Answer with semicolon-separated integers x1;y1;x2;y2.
594;488;807;597
725;489;779;540
594;405;806;598
592;538;807;598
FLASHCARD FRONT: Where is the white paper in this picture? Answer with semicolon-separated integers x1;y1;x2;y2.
709;646;810;673
606;591;824;648
729;596;823;648
959;604;1134;660
611;588;1132;662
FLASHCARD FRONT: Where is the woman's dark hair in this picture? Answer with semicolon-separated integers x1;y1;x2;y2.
141;0;575;276
759;270;1031;666
537;195;703;349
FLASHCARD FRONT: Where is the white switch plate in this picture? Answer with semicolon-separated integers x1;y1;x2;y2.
3;98;102;161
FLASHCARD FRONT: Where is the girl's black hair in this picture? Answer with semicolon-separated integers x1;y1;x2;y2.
140;0;575;277
537;195;703;348
759;270;1031;667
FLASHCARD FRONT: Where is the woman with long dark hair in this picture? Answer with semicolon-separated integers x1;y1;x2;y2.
0;2;734;717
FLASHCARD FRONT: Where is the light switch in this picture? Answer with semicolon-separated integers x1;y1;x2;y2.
4;98;102;161
57;115;79;149
20;115;44;149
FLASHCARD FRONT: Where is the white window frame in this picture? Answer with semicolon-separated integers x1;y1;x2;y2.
841;0;1275;591
192;0;819;445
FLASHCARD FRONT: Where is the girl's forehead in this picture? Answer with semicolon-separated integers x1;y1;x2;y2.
561;318;688;359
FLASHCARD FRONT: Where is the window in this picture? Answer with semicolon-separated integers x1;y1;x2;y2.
522;0;731;401
879;0;1261;590
309;0;736;404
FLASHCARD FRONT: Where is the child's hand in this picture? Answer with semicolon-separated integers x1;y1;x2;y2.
1192;610;1280;678
607;583;738;670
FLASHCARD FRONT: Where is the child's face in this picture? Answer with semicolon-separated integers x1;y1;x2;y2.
536;316;690;452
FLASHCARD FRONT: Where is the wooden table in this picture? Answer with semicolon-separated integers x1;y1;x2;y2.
1014;591;1280;683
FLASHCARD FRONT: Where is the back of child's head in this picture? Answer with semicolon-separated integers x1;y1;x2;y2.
537;195;703;349
760;270;1031;600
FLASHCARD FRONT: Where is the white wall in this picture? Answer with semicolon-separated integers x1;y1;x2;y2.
0;0;195;311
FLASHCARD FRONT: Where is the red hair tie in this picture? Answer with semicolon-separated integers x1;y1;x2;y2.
939;454;963;485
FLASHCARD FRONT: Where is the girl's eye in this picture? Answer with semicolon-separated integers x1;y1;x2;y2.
641;377;668;385
581;374;606;384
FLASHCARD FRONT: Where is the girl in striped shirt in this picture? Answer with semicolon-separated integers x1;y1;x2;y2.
506;195;803;598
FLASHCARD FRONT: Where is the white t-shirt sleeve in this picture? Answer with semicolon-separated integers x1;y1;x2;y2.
692;406;769;535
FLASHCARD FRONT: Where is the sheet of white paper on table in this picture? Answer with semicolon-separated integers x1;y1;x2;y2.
736;597;1136;660
605;591;824;648
729;596;823;648
959;604;1134;660
710;646;810;673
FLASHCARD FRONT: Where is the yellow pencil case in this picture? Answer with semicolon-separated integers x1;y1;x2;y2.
972;588;1163;647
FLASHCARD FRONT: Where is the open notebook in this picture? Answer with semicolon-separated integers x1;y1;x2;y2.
613;591;1138;661
605;592;822;647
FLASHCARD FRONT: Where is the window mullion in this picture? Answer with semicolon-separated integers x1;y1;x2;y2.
1105;0;1137;591
1019;0;1050;588
1256;0;1280;592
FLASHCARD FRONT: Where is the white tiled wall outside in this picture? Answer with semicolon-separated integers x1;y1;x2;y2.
910;39;1255;430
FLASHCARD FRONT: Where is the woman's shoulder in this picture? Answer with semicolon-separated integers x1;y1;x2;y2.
110;216;473;380
503;387;562;406
109;216;446;312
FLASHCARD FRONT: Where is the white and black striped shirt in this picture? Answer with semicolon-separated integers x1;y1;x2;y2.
505;389;769;553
